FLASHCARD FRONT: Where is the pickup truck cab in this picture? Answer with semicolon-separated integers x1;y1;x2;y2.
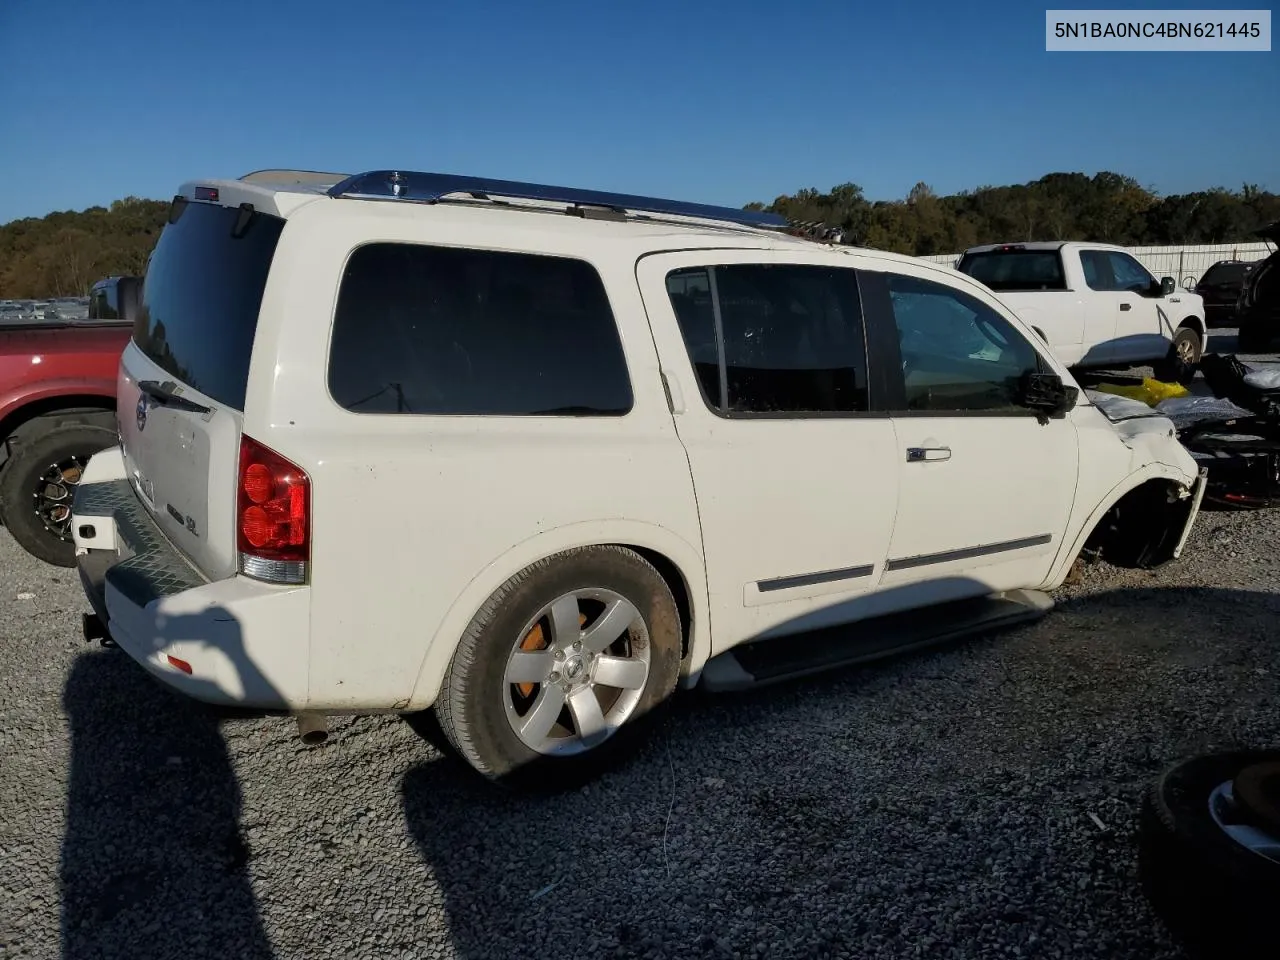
70;170;1206;786
956;242;1206;378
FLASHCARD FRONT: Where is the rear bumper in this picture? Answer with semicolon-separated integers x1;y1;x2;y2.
71;448;310;709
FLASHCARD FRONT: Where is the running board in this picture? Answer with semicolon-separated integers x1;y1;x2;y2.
699;590;1054;693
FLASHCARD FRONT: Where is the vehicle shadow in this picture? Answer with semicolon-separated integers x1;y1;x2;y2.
400;584;1280;959
60;608;276;960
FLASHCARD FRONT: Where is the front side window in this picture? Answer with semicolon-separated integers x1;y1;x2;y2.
885;273;1042;413
1107;252;1155;293
664;263;869;415
328;243;632;416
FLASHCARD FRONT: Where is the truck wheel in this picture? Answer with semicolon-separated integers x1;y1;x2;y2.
0;420;117;566
1153;327;1201;385
435;545;682;788
1138;749;1280;958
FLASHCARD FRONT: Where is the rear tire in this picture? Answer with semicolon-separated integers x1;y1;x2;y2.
0;419;117;566
435;545;682;788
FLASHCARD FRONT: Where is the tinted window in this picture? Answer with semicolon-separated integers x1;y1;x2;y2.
328;243;632;416
956;250;1067;291
1201;263;1249;286
89;283;118;320
135;201;284;410
1079;251;1112;291
665;269;721;404
665;263;869;415
887;274;1042;412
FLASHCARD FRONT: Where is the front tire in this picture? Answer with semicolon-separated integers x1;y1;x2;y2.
436;545;682;787
1153;326;1202;385
0;418;117;566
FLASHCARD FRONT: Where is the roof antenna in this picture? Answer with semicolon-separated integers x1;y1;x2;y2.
388;171;406;198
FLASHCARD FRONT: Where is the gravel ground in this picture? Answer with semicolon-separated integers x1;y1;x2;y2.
3;341;1279;960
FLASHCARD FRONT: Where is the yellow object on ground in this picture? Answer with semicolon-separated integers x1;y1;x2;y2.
1090;378;1190;407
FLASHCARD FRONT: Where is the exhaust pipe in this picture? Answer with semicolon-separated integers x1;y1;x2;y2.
295;712;329;745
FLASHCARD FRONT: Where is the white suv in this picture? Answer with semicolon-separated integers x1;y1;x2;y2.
71;169;1207;783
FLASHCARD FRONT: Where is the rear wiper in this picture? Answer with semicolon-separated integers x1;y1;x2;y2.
138;380;212;414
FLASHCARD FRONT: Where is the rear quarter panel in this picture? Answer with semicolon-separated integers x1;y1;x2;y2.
242;203;709;710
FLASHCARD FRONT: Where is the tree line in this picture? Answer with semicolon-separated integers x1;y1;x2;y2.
747;172;1279;257
0;197;169;300
1;173;1277;298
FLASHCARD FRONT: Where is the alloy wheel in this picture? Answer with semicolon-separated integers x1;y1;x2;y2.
32;456;86;542
502;588;652;756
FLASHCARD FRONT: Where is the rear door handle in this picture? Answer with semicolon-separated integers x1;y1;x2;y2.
906;446;951;463
1120;303;1132;311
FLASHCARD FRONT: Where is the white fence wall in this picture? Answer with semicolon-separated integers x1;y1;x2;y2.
919;242;1272;289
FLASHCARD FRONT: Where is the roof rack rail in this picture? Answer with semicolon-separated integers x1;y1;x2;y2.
240;169;352;185
325;170;788;230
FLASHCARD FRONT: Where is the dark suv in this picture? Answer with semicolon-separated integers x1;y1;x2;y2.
1237;223;1280;352
1194;260;1254;327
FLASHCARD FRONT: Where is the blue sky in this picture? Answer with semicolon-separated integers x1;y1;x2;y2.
0;0;1275;224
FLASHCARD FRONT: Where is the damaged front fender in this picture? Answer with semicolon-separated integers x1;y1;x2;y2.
1081;468;1208;570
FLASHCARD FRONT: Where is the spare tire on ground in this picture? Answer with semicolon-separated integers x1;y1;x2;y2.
1138;749;1280;958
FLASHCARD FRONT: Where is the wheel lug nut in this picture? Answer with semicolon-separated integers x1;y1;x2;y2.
548;671;561;683
554;650;565;661
573;640;582;651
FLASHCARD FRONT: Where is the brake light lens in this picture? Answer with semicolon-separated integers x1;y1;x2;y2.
237;434;310;584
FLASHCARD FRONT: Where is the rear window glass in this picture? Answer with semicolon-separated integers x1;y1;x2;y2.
1202;263;1250;285
89;283;118;320
957;251;1067;292
134;201;285;410
328;243;632;416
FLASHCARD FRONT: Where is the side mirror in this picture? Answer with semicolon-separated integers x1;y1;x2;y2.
1019;371;1078;418
1161;276;1176;296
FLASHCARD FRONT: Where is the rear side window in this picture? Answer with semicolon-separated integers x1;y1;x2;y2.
1079;251;1110;290
328;243;632;416
134;201;285;410
956;251;1067;292
665;263;869;415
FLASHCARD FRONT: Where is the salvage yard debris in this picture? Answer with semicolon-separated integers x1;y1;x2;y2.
1086;355;1280;510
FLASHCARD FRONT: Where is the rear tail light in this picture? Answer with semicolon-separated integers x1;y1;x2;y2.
237;434;310;585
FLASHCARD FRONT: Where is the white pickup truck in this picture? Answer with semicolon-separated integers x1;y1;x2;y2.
956;241;1207;379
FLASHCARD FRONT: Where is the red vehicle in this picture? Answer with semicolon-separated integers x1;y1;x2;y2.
0;277;140;565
